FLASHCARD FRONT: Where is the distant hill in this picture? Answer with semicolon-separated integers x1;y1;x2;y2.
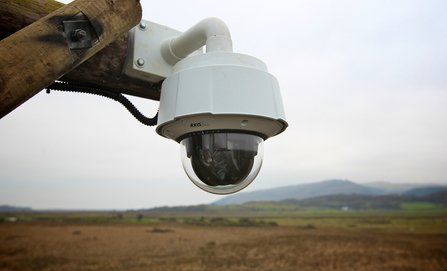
361;182;431;194
424;190;447;205
0;205;32;212
283;194;411;210
212;179;384;205
403;186;447;196
212;180;447;206
140;190;447;213
284;190;447;210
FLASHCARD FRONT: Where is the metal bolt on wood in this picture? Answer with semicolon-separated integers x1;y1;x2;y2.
72;29;87;41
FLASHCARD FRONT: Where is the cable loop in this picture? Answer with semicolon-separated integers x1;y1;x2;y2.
45;82;158;126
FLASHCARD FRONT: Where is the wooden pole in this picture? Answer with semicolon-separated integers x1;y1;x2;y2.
1;0;161;104
0;0;142;119
0;0;65;39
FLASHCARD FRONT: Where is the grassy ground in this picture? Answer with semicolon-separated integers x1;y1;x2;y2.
0;212;446;270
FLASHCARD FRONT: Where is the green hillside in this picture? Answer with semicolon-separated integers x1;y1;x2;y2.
403;186;447;196
142;191;447;214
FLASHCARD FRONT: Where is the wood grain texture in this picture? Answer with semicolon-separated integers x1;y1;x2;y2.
0;0;145;118
0;0;65;39
0;0;160;101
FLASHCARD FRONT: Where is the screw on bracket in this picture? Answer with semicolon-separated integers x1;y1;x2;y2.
136;58;145;67
138;21;147;30
63;20;93;49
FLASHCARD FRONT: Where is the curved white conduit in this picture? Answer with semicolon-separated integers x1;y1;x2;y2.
161;17;233;65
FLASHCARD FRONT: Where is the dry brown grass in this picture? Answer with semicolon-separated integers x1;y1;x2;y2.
0;221;446;271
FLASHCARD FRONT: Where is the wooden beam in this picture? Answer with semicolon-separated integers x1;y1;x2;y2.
0;0;65;38
59;33;162;102
0;0;160;101
0;0;144;118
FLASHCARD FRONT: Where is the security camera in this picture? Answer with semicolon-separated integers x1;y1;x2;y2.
124;18;288;194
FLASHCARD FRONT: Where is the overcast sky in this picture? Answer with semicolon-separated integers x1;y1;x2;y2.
1;0;446;209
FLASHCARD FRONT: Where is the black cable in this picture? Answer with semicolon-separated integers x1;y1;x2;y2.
45;82;158;126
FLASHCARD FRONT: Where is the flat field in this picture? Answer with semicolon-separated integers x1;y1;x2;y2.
1;213;446;271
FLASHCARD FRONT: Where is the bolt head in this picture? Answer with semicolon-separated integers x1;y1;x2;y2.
72;29;87;41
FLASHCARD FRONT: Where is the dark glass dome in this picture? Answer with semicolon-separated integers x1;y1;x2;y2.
180;133;264;194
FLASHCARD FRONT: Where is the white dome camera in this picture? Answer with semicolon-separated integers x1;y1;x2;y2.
125;18;288;194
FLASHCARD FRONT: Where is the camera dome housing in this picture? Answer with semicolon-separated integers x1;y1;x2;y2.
121;18;287;194
156;51;287;194
180;133;264;194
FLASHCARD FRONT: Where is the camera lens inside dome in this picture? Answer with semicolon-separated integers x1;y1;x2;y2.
180;133;264;194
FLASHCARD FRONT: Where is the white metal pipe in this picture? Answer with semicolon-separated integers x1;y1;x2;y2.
161;17;233;65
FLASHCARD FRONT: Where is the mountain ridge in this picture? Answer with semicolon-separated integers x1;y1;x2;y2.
403;186;447;196
212;179;447;206
141;190;447;213
0;205;32;212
